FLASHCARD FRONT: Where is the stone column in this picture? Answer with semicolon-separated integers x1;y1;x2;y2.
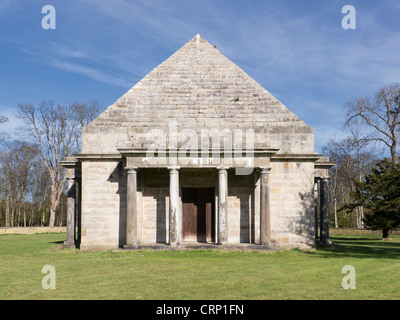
218;167;228;245
125;167;138;247
260;167;271;245
314;180;319;241
76;176;82;247
63;177;76;248
319;177;330;244
169;167;180;246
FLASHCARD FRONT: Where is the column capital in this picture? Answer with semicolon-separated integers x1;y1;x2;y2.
168;166;180;173
125;166;138;174
315;175;330;181
259;167;271;174
66;176;75;189
217;166;228;173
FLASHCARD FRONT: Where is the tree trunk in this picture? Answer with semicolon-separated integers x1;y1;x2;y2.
360;206;364;229
17;203;20;227
334;198;338;228
5;195;9;227
29;204;33;226
355;207;360;229
23;202;26;227
382;228;389;240
49;207;56;227
10;205;14;227
49;184;61;227
391;143;397;165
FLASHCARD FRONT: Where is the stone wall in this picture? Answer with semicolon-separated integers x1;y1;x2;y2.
0;227;66;234
80;160;126;250
269;160;316;249
139;168;169;244
227;170;258;243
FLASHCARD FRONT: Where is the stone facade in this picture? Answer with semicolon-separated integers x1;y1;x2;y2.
61;35;334;251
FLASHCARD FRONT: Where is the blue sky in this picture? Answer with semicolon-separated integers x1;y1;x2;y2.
0;0;399;153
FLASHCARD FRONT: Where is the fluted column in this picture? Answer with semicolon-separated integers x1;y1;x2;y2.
169;167;180;246
260;167;271;245
319;177;330;244
218;167;228;245
125;167;138;247
314;180;319;241
63;177;76;248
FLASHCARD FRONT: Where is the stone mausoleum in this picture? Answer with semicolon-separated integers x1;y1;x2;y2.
61;35;334;251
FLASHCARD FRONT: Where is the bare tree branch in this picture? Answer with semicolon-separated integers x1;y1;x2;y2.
344;82;400;164
16;100;100;226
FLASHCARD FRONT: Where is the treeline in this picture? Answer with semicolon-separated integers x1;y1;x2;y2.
322;82;400;232
0;101;100;227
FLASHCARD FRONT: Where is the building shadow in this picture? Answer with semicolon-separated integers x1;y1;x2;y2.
311;235;400;259
229;170;256;244
107;161;127;248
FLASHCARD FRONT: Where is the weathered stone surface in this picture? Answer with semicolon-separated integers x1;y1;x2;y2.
269;160;316;248
169;168;180;246
80;160;126;251
218;168;228;245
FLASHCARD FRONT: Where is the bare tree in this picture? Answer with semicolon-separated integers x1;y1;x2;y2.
0;115;9;141
0;140;39;227
17;100;100;227
344;82;400;164
322;128;379;228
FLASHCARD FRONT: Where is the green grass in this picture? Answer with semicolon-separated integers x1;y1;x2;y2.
0;233;399;300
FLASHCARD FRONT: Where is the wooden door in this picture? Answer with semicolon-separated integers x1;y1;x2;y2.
182;188;215;242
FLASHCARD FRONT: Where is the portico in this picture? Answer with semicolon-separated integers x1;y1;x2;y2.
120;148;277;249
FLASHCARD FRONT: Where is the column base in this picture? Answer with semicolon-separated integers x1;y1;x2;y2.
63;240;76;249
316;239;333;246
123;244;140;249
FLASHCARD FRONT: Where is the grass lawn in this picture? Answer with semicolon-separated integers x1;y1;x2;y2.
0;232;399;300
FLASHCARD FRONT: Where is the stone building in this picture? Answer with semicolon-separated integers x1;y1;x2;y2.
61;34;334;251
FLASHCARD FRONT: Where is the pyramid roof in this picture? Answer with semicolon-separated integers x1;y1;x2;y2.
83;34;313;154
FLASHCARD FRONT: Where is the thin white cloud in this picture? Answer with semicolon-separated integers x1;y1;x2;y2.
16;41;132;88
50;58;132;88
49;44;87;59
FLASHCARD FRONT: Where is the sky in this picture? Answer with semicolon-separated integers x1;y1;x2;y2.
0;0;399;153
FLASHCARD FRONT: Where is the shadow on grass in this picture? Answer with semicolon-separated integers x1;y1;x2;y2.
51;240;64;244
312;235;400;260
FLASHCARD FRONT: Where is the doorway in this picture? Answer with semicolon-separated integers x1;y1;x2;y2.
182;187;215;243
